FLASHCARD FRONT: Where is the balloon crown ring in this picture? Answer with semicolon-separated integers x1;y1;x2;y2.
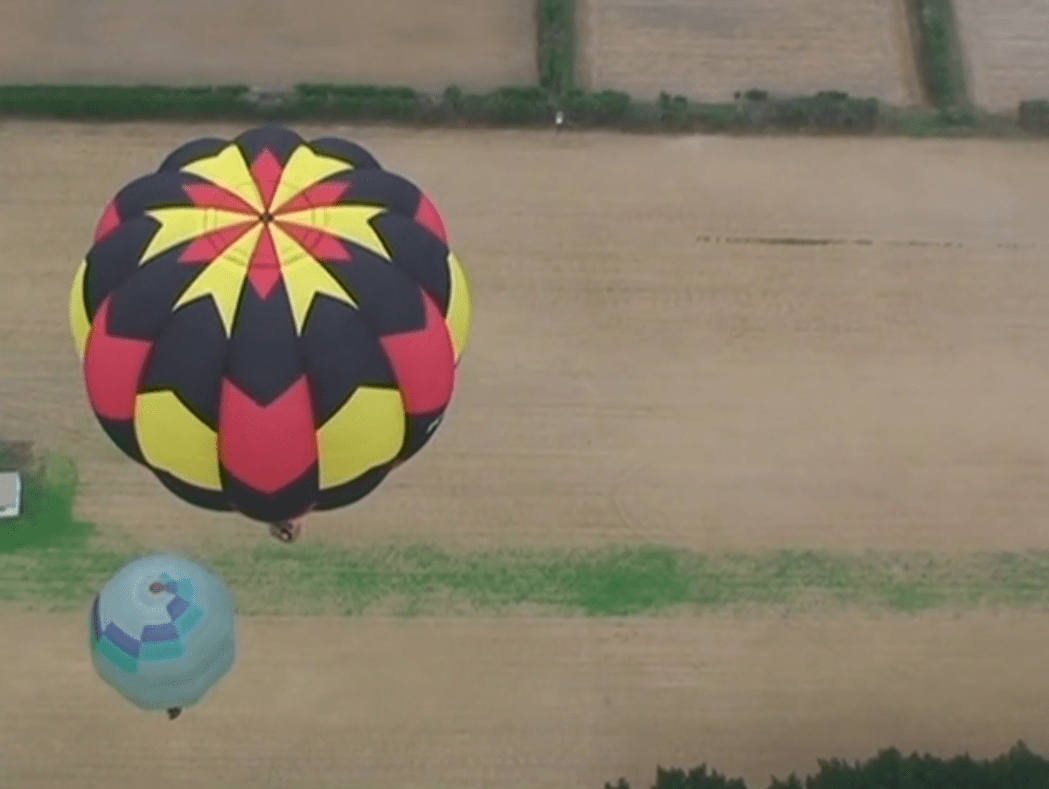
148;581;166;594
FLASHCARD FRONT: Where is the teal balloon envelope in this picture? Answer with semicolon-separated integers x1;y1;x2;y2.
89;552;236;714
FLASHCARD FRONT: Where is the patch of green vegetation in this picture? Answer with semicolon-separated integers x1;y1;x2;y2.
0;451;123;608
909;0;970;109
888;106;968;136
618;740;1049;789
0;453;94;554
6;455;1049;616
0;84;253;119
536;0;576;94
9;539;1049;617
0;547;131;608
5;82;1046;137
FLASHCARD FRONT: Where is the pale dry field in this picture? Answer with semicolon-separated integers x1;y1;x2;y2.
952;0;1049;110
3;124;1049;787
578;0;921;103
1;123;1049;552
5;612;1049;789
0;0;535;90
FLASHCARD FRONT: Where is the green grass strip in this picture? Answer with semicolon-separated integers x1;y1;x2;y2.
5;454;1049;616
6;542;1049;616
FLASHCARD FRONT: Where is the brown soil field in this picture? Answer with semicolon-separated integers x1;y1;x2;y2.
952;0;1049;111
2;122;1049;787
0;0;535;90
1;123;1048;552
577;0;921;104
5;612;1049;789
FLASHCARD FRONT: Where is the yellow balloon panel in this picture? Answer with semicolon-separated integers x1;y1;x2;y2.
69;260;91;360
135;391;222;491
317;386;405;489
445;251;472;361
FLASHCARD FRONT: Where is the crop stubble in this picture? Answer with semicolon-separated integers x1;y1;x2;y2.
0;0;534;90
577;0;919;103
3;123;1049;789
951;0;1049;110
2;125;1049;552
3;612;1049;789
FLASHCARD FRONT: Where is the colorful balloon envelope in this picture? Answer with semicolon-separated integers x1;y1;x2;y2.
69;126;471;523
89;553;236;715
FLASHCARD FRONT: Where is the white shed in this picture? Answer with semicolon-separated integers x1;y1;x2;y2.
0;472;22;518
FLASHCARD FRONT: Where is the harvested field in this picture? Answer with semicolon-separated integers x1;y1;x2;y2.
5;612;1049;789
952;0;1049;110
0;0;535;90
578;0;921;103
1;123;1049;787
1;124;1048;552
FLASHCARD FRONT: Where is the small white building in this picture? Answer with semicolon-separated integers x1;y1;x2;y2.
0;472;22;518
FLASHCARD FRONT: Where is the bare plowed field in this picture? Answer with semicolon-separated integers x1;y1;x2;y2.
952;0;1049;110
0;0;535;90
2;123;1049;788
4;613;1049;789
1;124;1048;551
578;0;920;103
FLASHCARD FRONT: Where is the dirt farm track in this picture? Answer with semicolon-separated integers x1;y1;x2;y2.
3;122;1049;787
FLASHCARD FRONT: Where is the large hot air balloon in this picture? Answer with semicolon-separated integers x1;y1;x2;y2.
69;126;471;536
89;552;236;719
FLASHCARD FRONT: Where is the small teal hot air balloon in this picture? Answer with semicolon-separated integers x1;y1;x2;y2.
89;553;236;719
